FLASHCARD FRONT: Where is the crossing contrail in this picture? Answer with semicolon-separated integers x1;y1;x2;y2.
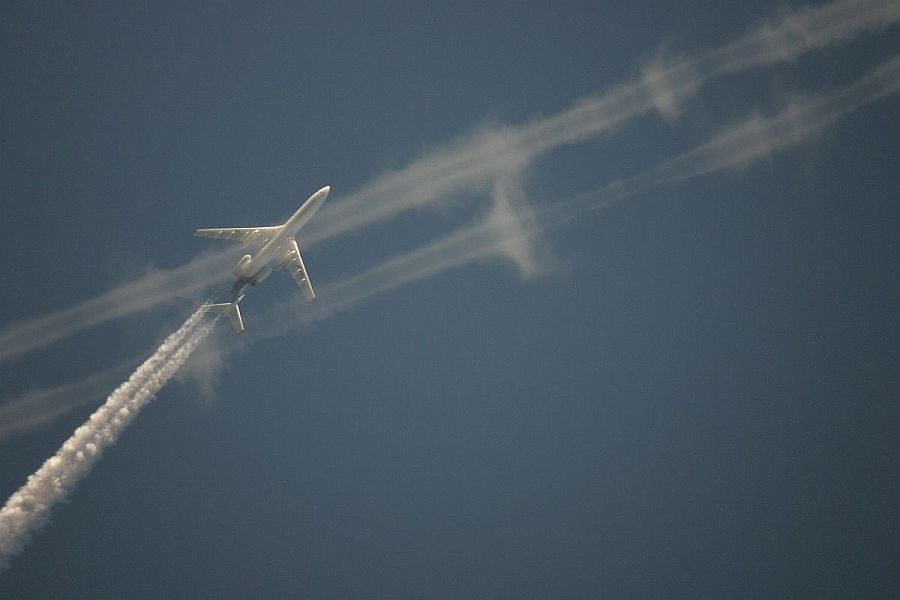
249;50;900;343
0;0;895;582
0;308;216;573
0;0;896;365
5;48;899;441
300;0;900;245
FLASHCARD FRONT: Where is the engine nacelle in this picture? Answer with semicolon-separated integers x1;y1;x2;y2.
232;255;253;278
251;266;273;285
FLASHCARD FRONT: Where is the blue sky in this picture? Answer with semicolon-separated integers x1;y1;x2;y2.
2;1;899;597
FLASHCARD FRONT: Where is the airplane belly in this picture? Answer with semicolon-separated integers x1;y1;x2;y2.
251;265;273;285
254;233;286;265
195;185;329;333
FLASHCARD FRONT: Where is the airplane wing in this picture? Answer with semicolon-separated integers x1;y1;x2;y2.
280;237;316;302
193;226;281;246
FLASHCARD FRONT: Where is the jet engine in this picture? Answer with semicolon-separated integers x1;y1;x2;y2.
232;254;253;278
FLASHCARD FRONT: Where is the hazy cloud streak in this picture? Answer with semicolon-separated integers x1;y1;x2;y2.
6;50;899;441
639;53;900;186
0;362;136;442
0;0;894;364
545;52;900;227
262;50;900;341
302;0;900;244
0;251;235;365
704;0;900;74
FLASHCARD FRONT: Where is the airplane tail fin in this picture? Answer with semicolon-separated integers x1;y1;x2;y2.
203;295;245;334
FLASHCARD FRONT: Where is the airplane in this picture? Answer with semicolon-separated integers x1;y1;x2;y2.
196;185;330;333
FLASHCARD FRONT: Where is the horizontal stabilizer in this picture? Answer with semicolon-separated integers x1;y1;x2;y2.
202;295;245;334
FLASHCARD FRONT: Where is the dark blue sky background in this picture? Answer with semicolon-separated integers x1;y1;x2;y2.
2;1;899;597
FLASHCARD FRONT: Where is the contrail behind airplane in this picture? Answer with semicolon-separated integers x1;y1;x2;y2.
0;308;216;573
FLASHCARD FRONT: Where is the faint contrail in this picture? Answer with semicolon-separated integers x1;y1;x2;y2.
301;0;900;244
6;50;900;439
255;50;900;341
1;0;895;364
251;172;541;339
0;179;538;440
0;361;136;442
0;250;236;365
577;51;900;210
1;0;892;574
0;308;216;573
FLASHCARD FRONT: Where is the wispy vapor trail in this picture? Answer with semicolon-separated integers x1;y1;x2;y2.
544;52;900;228
639;53;900;187
5;50;899;440
0;0;894;364
257;51;900;342
250;172;541;339
0;183;539;439
0;309;215;573
0;251;235;365
0;361;136;442
302;0;900;245
704;0;900;73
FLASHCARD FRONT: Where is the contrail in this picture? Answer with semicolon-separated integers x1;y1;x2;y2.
0;250;236;365
0;0;893;575
0;308;216;573
0;361;136;442
250;172;541;339
557;51;900;217
252;50;900;342
1;0;895;364
300;0;900;245
637;53;900;187
6;49;900;439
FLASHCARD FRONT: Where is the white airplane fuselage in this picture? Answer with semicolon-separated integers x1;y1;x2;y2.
195;185;329;333
229;185;329;296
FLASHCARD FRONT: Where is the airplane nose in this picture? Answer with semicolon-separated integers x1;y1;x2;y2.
314;186;330;206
